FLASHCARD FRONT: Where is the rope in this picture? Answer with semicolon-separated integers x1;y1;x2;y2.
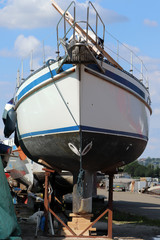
77;168;85;196
77;131;84;196
46;60;84;196
46;59;79;128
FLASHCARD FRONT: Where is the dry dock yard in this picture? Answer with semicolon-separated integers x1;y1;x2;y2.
0;1;156;240
17;189;160;240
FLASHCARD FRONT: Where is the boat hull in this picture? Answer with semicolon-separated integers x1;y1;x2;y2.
15;61;151;172
19;131;147;172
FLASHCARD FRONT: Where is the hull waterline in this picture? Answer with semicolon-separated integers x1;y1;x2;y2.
15;62;151;173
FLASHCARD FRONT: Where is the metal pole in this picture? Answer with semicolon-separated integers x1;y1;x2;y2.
21;59;24;81
42;40;45;65
44;171;50;232
56;26;59;58
146;76;149;89
130;51;133;74
16;69;20;88
141;61;143;82
49;208;77;236
30;50;34;73
86;5;89;44
96;13;98;45
103;25;105;49
117;40;119;63
73;6;75;41
64;13;66;39
108;173;113;239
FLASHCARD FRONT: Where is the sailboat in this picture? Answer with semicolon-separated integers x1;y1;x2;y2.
3;1;151;215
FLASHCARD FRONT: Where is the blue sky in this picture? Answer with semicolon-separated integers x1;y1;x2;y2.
0;0;160;159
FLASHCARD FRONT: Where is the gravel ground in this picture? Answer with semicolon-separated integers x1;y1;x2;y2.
97;189;160;220
19;190;160;240
20;220;160;240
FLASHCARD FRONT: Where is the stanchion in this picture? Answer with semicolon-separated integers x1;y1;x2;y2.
108;173;113;239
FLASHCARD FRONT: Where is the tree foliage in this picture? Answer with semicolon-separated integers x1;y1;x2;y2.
123;160;160;178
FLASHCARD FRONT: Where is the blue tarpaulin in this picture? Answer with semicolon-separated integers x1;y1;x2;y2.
0;156;22;239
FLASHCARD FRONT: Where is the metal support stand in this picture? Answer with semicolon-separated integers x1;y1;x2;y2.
108;174;113;239
43;168;55;232
43;168;114;239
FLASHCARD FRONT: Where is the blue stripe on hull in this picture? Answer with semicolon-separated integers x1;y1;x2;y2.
20;125;80;139
87;64;145;99
105;69;145;99
18;64;73;101
81;125;148;140
17;63;146;102
20;125;148;141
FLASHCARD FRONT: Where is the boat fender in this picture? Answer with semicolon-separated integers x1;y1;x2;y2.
4;108;17;138
14;131;20;148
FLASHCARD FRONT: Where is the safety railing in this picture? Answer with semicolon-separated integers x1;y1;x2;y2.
56;1;76;58
15;1;149;91
56;1;105;57
104;29;149;88
55;1;149;89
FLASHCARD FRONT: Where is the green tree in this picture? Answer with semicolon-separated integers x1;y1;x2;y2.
123;160;160;178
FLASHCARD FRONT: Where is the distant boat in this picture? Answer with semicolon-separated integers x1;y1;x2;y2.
4;138;35;188
0;141;11;168
148;185;160;195
4;138;73;195
3;1;152;175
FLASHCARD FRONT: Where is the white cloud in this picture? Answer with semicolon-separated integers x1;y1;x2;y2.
136;55;160;93
93;3;128;25
14;35;41;58
144;19;158;27
0;0;128;29
14;34;56;68
122;43;140;54
140;56;160;72
147;68;160;103
75;1;128;25
0;33;56;60
0;33;56;75
0;0;56;29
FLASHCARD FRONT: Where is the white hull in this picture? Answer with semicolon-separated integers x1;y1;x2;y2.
16;64;79;137
15;61;150;139
14;60;151;172
81;63;150;138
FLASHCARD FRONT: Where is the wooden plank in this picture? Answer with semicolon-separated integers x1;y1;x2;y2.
68;222;96;230
69;213;93;217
